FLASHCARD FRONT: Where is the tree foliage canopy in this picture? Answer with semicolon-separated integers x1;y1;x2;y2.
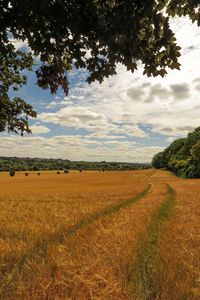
1;0;200;134
152;127;200;178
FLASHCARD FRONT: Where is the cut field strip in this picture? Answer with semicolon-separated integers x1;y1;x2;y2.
129;184;176;300
141;171;155;182
0;185;151;299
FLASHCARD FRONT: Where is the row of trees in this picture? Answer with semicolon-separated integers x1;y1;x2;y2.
0;156;150;172
152;127;200;178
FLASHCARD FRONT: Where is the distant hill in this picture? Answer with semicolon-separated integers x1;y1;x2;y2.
152;126;200;178
0;156;151;172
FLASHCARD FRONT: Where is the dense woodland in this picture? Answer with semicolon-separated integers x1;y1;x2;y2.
0;157;150;172
152;126;200;178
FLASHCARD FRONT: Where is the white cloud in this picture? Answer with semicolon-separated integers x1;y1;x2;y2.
111;125;148;138
39;105;148;138
30;125;50;134
9;38;30;51
0;135;155;162
86;132;126;140
39;107;107;129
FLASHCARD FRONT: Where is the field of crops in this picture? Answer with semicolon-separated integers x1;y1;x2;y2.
0;169;200;299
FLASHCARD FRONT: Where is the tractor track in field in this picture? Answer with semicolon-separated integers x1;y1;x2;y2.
0;184;151;299
142;170;155;182
128;184;176;300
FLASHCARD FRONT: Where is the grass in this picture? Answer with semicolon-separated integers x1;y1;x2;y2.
129;184;176;300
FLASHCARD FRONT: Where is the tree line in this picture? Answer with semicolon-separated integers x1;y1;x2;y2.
0;156;150;172
152;126;200;178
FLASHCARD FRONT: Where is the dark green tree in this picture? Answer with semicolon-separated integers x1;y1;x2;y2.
1;0;200;134
183;127;200;156
152;127;200;178
9;169;15;177
152;152;165;169
0;43;36;135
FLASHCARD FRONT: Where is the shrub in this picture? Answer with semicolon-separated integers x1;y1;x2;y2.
9;169;15;177
64;170;69;174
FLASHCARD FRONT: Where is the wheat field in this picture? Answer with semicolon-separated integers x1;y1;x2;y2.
0;169;199;299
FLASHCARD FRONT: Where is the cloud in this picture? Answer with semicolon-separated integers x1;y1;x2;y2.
39;107;107;130
111;124;148;138
9;38;30;51
170;83;190;99
152;125;195;137
30;125;50;134
145;84;171;103
193;78;200;91
86;132;126;140
0;135;155;162
127;87;145;100
126;83;172;103
39;104;148;138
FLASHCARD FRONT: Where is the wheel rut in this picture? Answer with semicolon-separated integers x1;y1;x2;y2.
0;185;151;298
128;184;176;300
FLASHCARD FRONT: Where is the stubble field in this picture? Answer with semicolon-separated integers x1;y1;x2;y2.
0;169;199;299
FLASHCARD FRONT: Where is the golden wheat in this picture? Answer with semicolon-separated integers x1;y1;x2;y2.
0;169;200;299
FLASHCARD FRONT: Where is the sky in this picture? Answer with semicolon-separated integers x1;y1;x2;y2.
1;17;200;162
